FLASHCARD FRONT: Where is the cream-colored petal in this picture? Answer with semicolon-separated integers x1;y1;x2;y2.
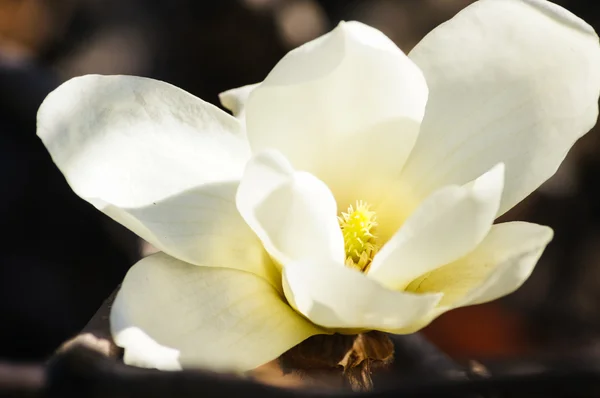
36;75;267;279
219;83;260;119
37;74;250;208
106;182;279;288
111;252;323;372
245;21;428;204
236;150;344;267
402;0;600;216
368;164;504;291
283;259;441;331
391;222;553;335
406;222;553;308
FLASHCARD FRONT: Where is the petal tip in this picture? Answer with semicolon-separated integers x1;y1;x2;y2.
523;0;597;36
540;224;555;244
112;326;183;371
335;20;397;52
428;291;445;308
218;90;237;113
471;162;505;201
218;83;259;115
488;162;506;179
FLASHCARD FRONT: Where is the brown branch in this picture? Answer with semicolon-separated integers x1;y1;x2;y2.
40;346;600;398
0;361;45;398
1;341;600;398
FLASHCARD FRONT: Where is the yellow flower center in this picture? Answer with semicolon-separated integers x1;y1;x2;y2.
338;200;379;272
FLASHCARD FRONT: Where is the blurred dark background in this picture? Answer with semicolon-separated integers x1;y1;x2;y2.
1;0;600;366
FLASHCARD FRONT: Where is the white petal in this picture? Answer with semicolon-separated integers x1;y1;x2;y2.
219;83;260;119
402;0;600;216
405;222;553;308
105;182;279;287
37;75;250;208
283;259;441;331
236;150;344;267
368;164;504;290
111;252;323;372
36;75;267;277
245;21;428;205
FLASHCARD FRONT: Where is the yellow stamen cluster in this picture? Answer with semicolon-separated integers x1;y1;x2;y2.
338;200;379;272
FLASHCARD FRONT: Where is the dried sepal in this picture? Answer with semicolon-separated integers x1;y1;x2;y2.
279;331;394;391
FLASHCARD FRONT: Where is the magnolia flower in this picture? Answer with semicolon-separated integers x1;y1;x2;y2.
37;0;599;373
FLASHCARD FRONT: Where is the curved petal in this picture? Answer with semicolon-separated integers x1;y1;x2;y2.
283;259;441;331
37;74;250;208
390;221;553;335
36;75;263;276
111;252;323;372
405;222;553;308
106;182;279;287
236;150;344;267
402;0;600;216
368;164;504;291
219;83;260;120
245;21;428;203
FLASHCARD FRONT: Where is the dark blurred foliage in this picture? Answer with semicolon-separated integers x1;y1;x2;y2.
1;0;600;369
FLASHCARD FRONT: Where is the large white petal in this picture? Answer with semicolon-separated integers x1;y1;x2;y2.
111;252;323;372
405;222;553;308
283;259;441;331
245;21;428;207
402;0;600;216
236;150;344;267
36;75;266;278
368;164;504;291
37;74;250;208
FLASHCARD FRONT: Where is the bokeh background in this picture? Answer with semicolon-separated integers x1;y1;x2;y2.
1;0;600;368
